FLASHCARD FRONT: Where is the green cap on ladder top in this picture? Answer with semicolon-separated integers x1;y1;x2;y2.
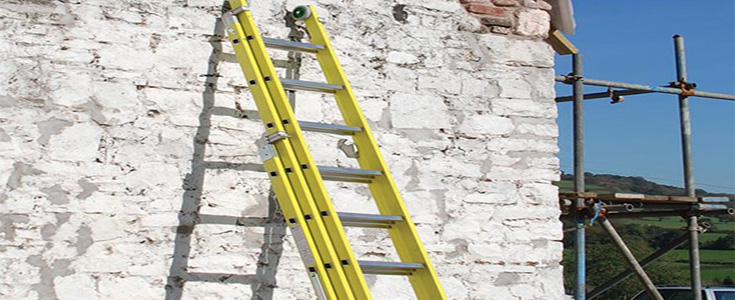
292;5;312;20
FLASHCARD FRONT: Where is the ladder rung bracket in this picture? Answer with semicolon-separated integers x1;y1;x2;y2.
262;37;325;53
318;166;381;183
358;261;424;276
299;121;362;135
337;212;402;228
281;78;343;94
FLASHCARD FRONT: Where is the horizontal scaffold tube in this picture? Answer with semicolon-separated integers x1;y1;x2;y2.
555;75;735;101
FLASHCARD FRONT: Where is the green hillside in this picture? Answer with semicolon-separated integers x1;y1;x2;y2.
556;172;734;198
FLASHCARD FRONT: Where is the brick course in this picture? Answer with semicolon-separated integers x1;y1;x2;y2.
460;0;552;37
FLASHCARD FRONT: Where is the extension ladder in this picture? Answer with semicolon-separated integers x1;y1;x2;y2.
221;1;447;299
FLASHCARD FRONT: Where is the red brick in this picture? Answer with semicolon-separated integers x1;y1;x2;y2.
464;4;508;17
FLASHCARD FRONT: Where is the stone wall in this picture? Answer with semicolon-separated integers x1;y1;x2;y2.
0;0;562;299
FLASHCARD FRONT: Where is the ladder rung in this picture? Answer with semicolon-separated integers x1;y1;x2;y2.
337;212;402;228
262;37;325;53
281;79;342;93
299;121;362;135
358;261;424;276
318;166;381;183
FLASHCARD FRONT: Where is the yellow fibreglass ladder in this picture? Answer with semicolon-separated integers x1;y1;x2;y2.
221;2;447;299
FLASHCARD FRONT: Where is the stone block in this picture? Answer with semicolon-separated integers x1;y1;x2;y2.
460;0;492;4
98;275;164;299
98;44;156;71
507;39;555;67
498;77;533;99
493;0;519;6
418;72;462;95
54;273;99;300
390;93;452;129
480;15;514;27
519;182;559;205
465;180;518;204
47;123;103;162
49;72;93;107
386;51;420;65
459;113;515;135
461;76;499;98
491;98;557;118
516;122;559;137
490;25;512;34
515;9;551;37
522;0;553;10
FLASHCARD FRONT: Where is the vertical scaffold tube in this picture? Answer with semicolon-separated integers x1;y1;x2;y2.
674;34;702;300
572;53;586;300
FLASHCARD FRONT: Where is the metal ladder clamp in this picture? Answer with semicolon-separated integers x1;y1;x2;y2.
222;1;447;299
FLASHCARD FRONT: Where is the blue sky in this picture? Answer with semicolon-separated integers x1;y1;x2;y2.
555;1;735;194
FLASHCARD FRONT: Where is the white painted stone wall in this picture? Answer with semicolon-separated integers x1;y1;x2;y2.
0;0;563;299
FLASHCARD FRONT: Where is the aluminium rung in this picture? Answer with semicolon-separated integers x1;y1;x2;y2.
299;121;362;135
281;78;342;93
318;166;381;183
337;212;402;228
358;261;424;276
262;37;325;53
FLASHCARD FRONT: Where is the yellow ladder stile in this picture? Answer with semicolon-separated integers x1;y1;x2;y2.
222;2;350;299
226;1;373;299
222;3;447;299
301;6;448;299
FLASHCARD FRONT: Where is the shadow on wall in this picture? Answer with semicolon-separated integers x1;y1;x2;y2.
164;5;287;300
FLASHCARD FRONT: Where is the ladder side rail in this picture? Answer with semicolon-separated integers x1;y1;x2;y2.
227;1;371;299
301;6;447;300
224;4;341;299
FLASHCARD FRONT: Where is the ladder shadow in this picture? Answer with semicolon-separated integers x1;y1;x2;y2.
164;7;286;300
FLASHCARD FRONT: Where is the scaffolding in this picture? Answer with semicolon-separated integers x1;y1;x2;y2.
554;35;735;300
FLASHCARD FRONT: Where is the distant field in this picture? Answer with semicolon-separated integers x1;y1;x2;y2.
702;267;735;283
670;262;735;283
700;233;727;243
618;217;734;239
555;181;614;194
620;217;689;230
669;249;735;283
668;249;735;264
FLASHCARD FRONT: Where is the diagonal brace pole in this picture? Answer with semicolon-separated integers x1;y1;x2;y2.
587;232;690;299
599;218;664;300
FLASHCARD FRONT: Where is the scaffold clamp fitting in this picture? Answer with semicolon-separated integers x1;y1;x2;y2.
608;87;625;104
563;73;583;83
668;81;697;96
